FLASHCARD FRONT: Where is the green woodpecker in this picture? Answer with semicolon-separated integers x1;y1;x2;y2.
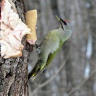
28;16;72;80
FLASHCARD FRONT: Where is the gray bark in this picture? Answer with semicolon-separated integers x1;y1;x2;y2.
0;0;32;96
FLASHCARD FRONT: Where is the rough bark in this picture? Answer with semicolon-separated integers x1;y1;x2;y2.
0;0;32;96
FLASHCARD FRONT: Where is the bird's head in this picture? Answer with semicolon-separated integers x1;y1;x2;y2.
56;15;71;31
56;15;72;40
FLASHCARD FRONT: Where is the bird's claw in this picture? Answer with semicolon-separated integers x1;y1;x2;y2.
35;43;41;54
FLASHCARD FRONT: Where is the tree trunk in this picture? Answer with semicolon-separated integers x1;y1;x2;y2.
85;0;96;96
0;0;32;96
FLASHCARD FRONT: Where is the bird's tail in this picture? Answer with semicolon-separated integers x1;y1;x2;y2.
28;69;35;80
28;60;43;80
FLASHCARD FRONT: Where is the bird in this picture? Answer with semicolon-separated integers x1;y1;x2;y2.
28;16;72;80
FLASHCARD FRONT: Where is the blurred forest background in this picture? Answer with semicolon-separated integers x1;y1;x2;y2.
24;0;96;96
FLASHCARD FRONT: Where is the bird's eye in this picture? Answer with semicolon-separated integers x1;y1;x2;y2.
63;20;67;25
60;18;67;25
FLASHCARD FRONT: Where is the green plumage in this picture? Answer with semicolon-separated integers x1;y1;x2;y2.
28;16;72;80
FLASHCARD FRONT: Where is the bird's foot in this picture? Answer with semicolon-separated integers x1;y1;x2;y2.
35;43;41;54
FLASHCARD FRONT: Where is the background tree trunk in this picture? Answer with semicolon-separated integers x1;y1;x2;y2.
85;0;96;96
0;0;31;96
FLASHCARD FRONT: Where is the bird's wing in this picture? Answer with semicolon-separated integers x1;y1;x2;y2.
46;40;63;67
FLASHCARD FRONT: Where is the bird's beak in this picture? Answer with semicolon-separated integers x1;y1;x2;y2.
55;15;65;30
55;15;67;25
55;15;60;21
